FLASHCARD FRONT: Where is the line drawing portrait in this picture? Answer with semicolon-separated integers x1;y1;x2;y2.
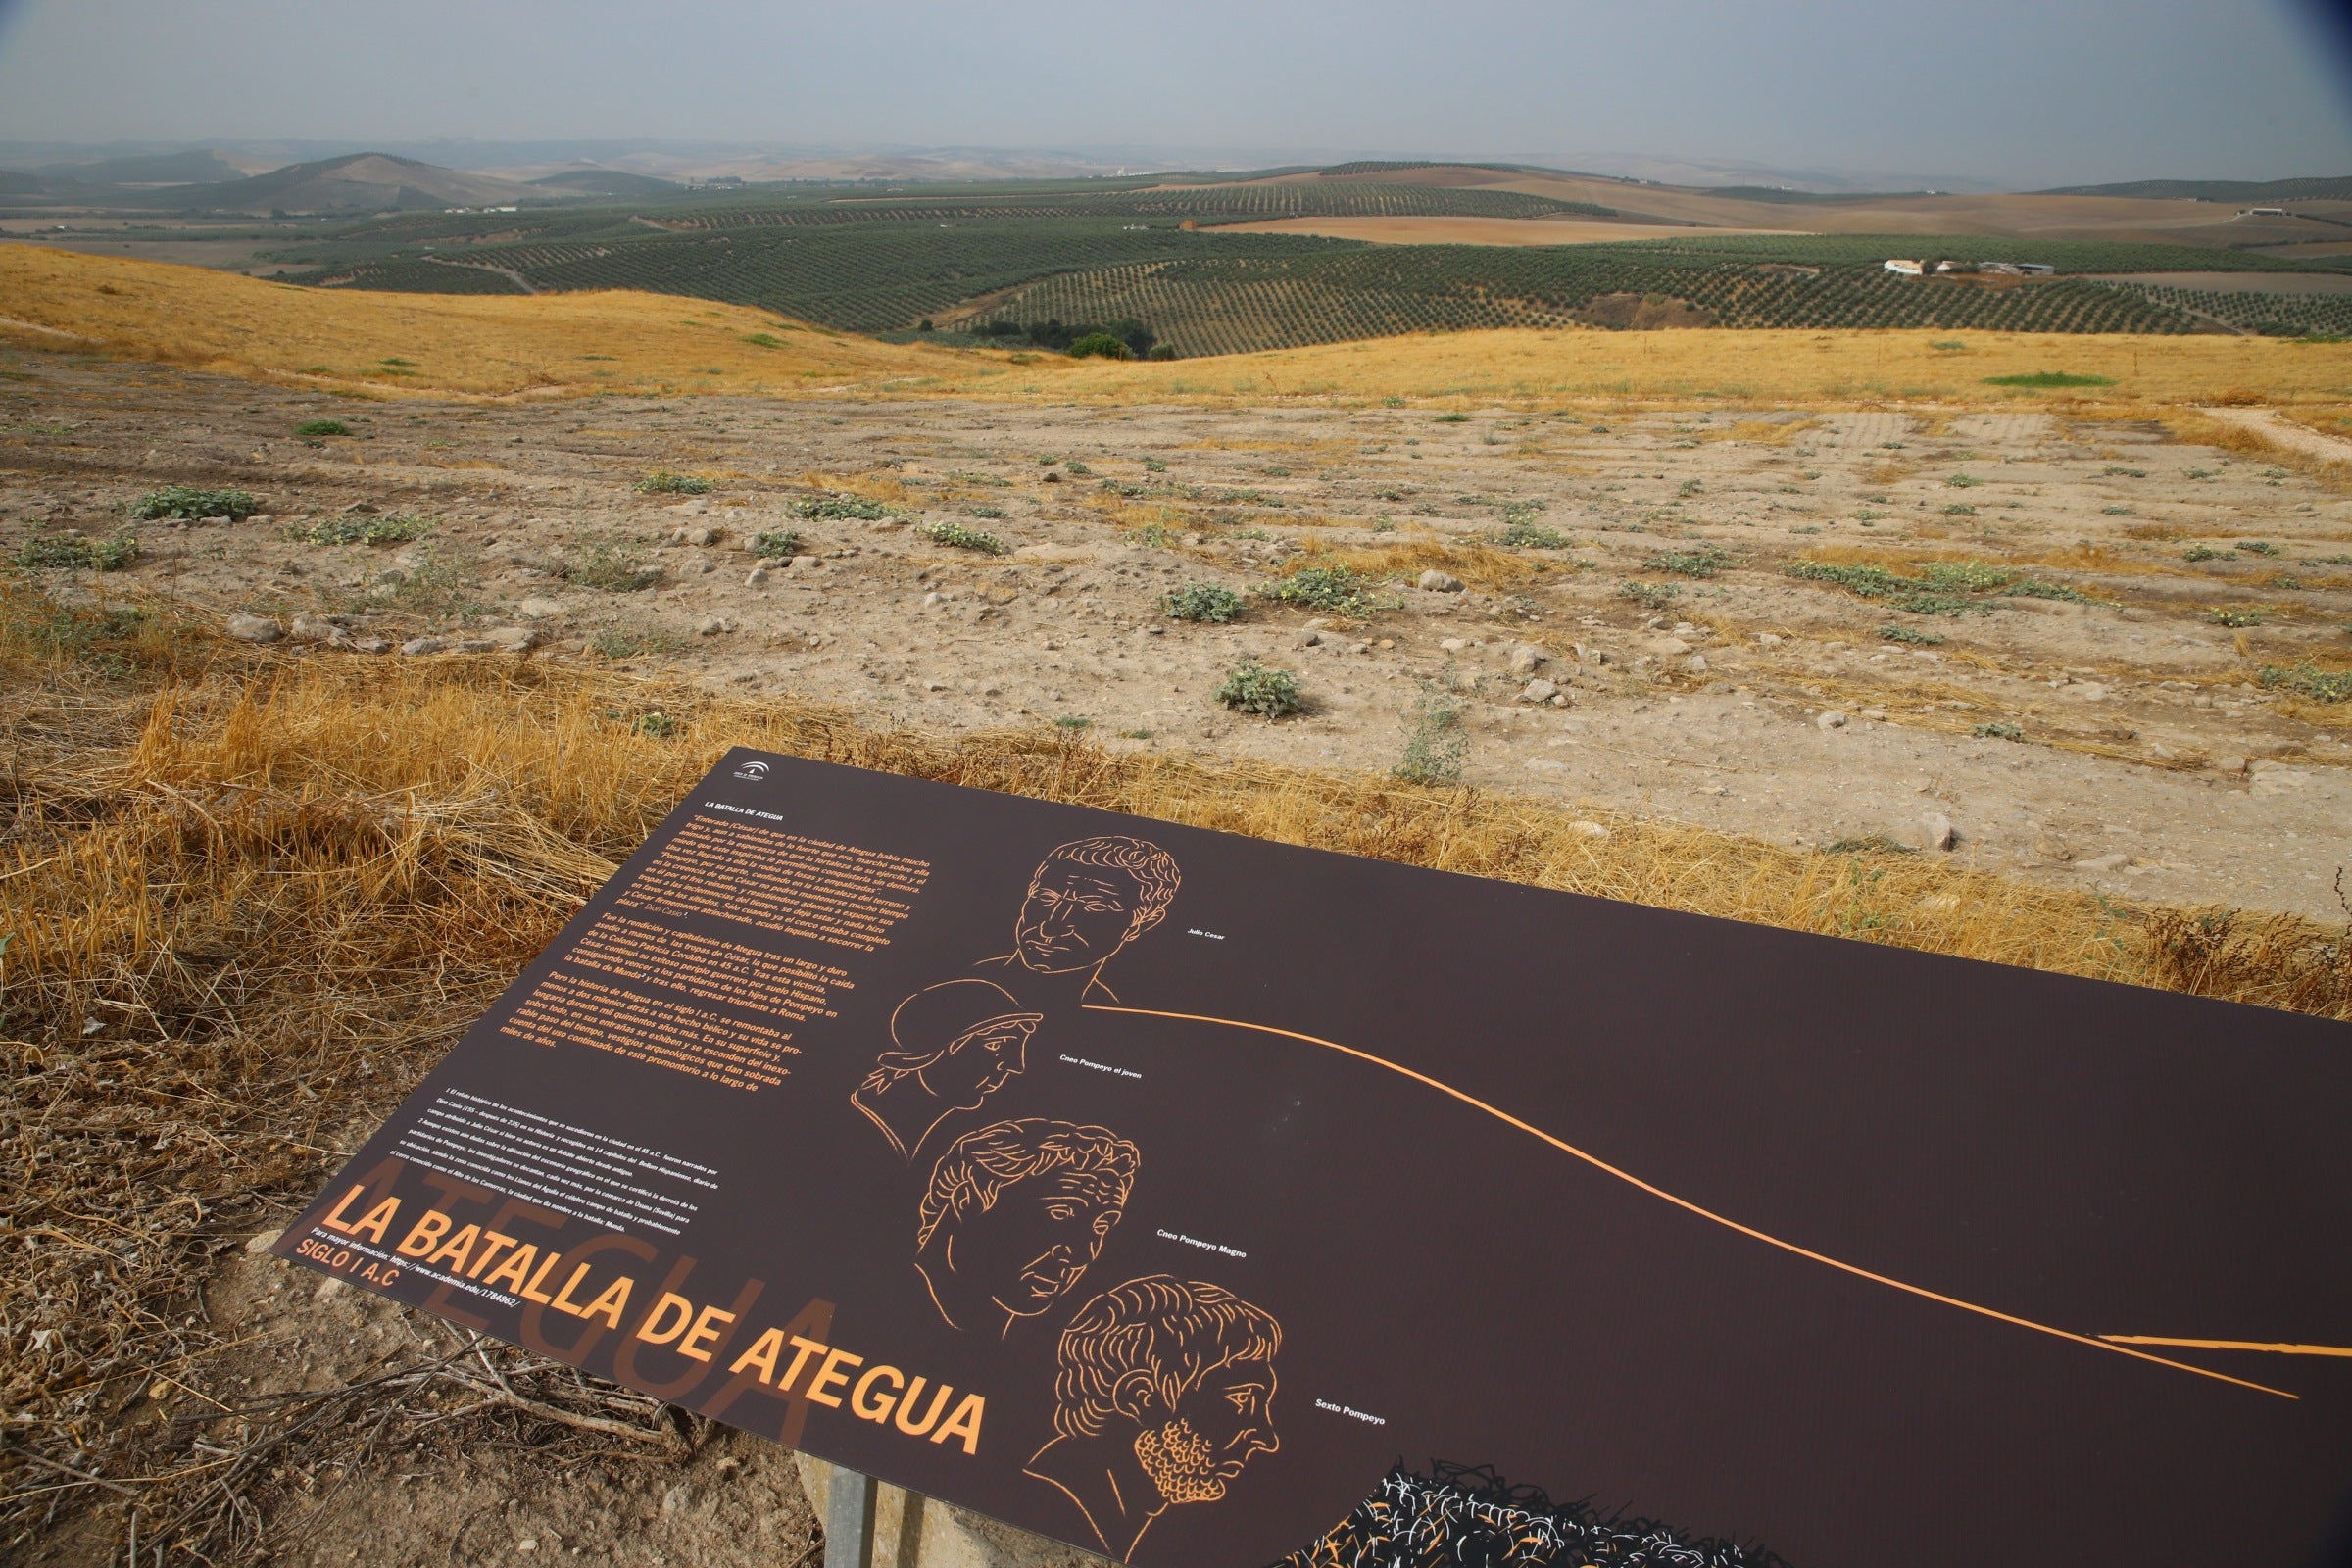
852;980;1044;1161
1022;1274;1282;1560
915;1119;1141;1336
976;837;1181;1006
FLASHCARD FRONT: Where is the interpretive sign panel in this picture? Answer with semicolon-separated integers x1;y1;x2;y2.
281;749;2352;1567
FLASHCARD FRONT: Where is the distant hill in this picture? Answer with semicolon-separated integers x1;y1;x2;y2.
32;150;244;185
196;154;543;213
2034;175;2352;202
1703;186;1935;204
528;169;682;197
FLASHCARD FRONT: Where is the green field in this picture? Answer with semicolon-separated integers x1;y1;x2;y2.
266;175;2348;355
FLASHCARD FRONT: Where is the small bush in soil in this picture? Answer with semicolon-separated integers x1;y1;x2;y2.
1880;624;1945;645
794;494;904;521
290;513;431;547
14;532;140;570
1162;584;1244;623
294;418;351;438
129;485;257;520
916;519;1008;554
2259;662;2352;704
1260;564;1388;618
750;529;802;558
635;470;713;495
1394;684;1467;785
2209;607;2265;627
1215;658;1301;717
1642;546;1733;578
567;534;662;592
1617;579;1681;610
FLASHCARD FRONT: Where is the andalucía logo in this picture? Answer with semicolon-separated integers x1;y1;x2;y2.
733;759;771;782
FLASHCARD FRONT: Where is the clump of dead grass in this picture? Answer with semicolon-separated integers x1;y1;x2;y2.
2;576;2344;1562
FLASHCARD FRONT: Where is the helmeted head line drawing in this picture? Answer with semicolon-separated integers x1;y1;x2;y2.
853;979;1043;1161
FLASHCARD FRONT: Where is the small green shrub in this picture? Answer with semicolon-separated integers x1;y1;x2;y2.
794;494;904;521
1971;721;2025;741
1143;459;1167;472
1500;519;1573;550
1642;546;1732;578
1984;371;2114;388
1944;504;1978;516
917;519;1008;554
1435;412;1471;423
588;628;686;659
14;533;139;570
1946;473;1982;488
636;470;714;495
1162;583;1244;623
295;419;352;438
568;535;662;592
1054;714;1093;729
750;529;802;558
2236;540;2279;557
2183;545;2221;562
2259;662;2352;703
1066;333;1130;359
1065;461;1094;475
966;505;1005;519
129;485;257;521
2103;466;2145;478
1880;625;1946;645
1260;564;1389;618
1133;522;1173;547
1215;658;1301;717
2101;505;2134;515
1393;684;1467;786
290;513;431;547
1618;580;1681;610
2005;579;2097;604
2209;607;2265;627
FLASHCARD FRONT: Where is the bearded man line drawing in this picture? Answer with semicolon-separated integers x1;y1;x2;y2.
975;837;1181;1010
1023;1275;1282;1561
853;980;1045;1161
914;1119;1141;1336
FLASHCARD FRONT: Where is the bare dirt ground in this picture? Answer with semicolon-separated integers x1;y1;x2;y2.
7;352;2347;921
7;349;2350;1565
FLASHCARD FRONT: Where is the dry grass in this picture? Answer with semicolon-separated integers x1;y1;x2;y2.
3;577;2346;1562
8;248;2352;413
1307;533;1545;590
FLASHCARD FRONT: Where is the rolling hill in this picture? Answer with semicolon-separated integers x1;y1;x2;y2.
194;154;546;213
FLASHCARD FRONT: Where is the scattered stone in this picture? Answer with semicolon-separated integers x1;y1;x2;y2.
400;637;449;657
1921;812;1958;852
787;554;826;572
1646;636;1691;657
662;1485;693;1516
1507;643;1549;676
1568;820;1610;839
246;1229;283;1254
481;625;542;653
448;639;499;655
224;612;281;644
1756;633;1784;649
924;679;948;692
1519;678;1560;704
2077;852;2129;873
1816;710;1848;731
1860;707;1888;721
746;566;772;587
346;636;392;655
285;612;339;644
693;616;732;636
1684;654;1708;675
1296;628;1323;648
664;498;710;516
1418;569;1464;593
682;524;722;546
2214;754;2248;775
1439;637;1471;653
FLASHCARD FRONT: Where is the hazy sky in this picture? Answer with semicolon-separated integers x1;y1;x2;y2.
1;0;2348;185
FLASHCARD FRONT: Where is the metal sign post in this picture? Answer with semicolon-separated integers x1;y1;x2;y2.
825;1464;876;1568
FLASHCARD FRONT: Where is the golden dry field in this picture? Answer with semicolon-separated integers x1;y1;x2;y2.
6;246;2352;413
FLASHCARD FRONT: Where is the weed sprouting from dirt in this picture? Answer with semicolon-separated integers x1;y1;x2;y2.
1260;564;1390;618
749;528;803;558
2259;662;2352;704
1162;583;1244;623
129;485;258;520
1642;546;1734;578
794;494;904;521
293;418;351;438
915;519;1008;554
288;513;431;548
635;469;712;494
1394;682;1468;785
566;532;662;592
1617;579;1682;611
1215;657;1302;716
2209;607;2265;628
1880;624;1946;646
13;531;140;570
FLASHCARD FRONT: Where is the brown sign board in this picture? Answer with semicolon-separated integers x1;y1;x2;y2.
280;749;2352;1567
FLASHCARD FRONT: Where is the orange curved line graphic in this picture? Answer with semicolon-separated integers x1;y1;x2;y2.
1085;1004;2294;1400
2102;1336;2352;1359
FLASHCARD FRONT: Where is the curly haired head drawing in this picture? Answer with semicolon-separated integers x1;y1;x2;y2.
914;1119;1140;1335
1006;837;1180;978
1024;1274;1281;1559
